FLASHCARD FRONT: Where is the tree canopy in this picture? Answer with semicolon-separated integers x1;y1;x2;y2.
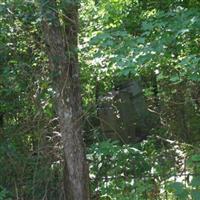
0;0;200;199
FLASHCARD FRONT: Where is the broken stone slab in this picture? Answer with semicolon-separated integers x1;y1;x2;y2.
98;80;158;143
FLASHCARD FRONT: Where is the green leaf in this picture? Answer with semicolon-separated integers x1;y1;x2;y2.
170;75;180;82
191;155;200;162
167;182;188;199
191;190;200;200
191;176;200;187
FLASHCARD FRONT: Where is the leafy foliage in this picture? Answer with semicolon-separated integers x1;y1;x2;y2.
87;137;199;199
80;0;200;142
1;0;200;199
0;1;63;199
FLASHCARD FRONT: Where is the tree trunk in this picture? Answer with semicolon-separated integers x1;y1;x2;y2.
40;0;90;199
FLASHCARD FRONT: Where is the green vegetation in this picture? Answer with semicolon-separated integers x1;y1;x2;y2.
0;0;200;199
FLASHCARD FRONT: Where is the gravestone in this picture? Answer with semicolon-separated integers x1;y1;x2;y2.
98;80;156;143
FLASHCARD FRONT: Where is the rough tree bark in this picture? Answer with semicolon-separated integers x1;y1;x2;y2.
40;0;90;199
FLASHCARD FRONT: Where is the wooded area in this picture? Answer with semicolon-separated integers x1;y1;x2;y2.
0;0;200;199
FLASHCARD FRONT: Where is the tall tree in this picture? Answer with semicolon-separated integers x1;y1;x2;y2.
40;0;90;199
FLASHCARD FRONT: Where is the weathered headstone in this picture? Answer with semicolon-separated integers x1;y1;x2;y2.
98;80;156;143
